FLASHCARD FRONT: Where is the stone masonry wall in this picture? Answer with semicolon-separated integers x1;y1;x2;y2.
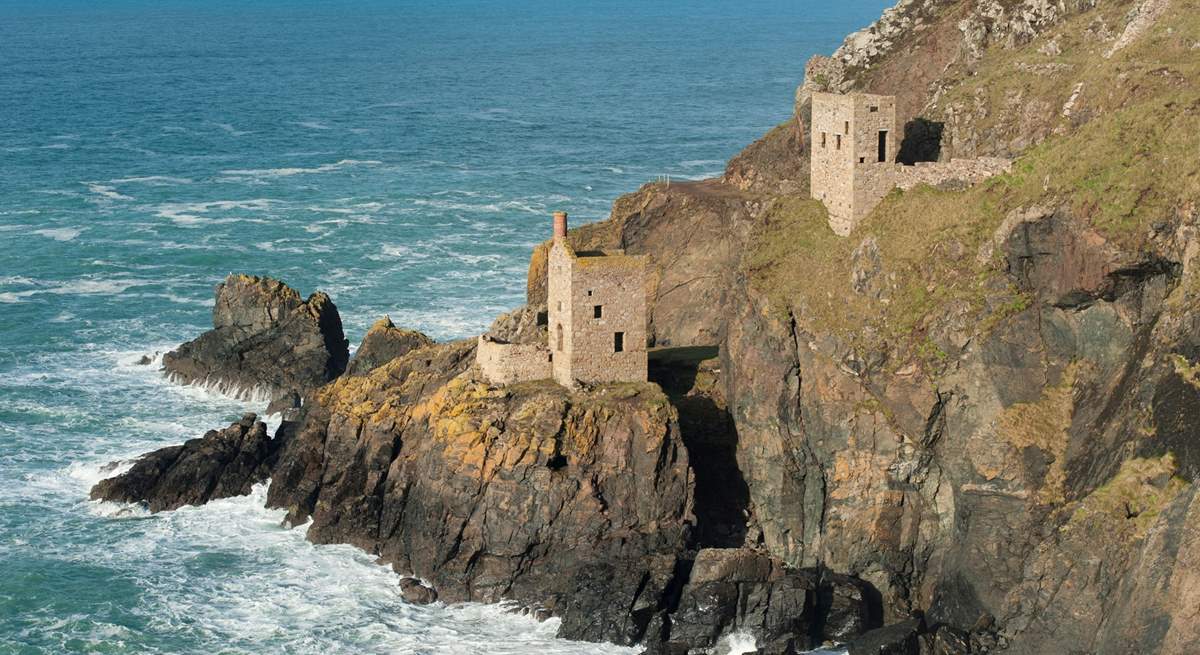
811;93;857;234
893;157;1012;190
811;92;898;236
475;336;552;385
547;242;647;386
564;253;648;385
548;242;576;384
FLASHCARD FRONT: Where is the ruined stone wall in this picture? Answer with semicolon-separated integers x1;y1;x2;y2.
475;336;552;385
548;242;576;384
893;157;1012;190
811;93;857;234
812;92;898;236
558;253;647;385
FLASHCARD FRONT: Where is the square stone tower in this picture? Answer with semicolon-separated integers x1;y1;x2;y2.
810;92;898;236
547;212;648;386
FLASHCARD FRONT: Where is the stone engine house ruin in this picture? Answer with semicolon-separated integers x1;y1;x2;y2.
810;92;1012;236
476;211;648;387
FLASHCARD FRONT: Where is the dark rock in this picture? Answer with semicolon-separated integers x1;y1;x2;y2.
557;555;681;646
90;413;279;512
848;619;923;655
135;354;153;366
398;577;438;605
921;626;971;655
162;274;349;404
345;316;433;376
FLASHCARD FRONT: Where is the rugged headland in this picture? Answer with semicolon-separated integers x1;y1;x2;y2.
93;1;1200;653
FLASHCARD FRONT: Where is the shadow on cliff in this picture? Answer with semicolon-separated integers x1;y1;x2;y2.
650;346;750;548
897;117;944;164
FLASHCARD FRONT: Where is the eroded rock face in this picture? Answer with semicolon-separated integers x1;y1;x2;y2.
345;316;433;376
90;413;282;512
162;274;349;403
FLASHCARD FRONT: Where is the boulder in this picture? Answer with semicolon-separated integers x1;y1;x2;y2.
90;413;282;512
162;274;349;404
345;316;433;376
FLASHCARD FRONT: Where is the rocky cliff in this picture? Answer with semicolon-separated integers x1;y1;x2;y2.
531;0;1200;651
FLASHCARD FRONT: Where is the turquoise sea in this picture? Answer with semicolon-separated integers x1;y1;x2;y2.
0;2;891;653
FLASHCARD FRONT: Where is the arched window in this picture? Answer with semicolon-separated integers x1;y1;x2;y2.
556;324;563;352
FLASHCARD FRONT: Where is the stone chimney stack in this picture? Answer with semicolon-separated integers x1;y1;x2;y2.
553;211;568;241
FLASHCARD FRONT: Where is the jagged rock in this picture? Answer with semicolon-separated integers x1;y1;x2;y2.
557;555;681;646
345;316;433;376
398;577;438;605
722;120;808;195
162;274;349;403
90;413;281;512
484;303;547;345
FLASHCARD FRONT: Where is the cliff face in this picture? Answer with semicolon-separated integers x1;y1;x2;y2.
524;0;1200;651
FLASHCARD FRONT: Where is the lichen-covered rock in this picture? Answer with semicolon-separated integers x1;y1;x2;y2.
90;413;281;512
345;316;433;376
162;274;349;403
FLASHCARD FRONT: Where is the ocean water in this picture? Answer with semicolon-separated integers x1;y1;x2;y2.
0;1;890;653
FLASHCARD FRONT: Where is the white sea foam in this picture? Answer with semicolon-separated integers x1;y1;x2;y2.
213;122;253;136
33;227;82;242
152;198;276;226
0;277;153;302
84;183;134;201
293;120;332;130
108;175;194;186
219;159;381;179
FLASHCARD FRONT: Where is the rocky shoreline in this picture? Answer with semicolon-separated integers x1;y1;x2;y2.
93;0;1200;653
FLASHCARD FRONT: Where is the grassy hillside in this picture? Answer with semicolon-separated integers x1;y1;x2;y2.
745;0;1200;372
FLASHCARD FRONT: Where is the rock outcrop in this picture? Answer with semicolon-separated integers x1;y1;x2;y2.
267;338;695;642
345;316;433;376
162;274;349;404
90;413;283;512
